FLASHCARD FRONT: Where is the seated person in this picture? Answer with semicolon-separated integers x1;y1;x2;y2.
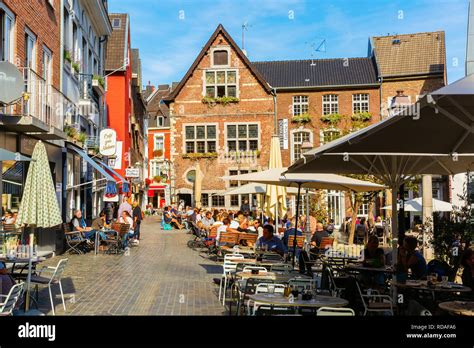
255;224;285;256
237;218;250;233
216;217;239;244
163;206;184;229
91;211;109;230
119;211;135;248
201;211;215;231
249;219;263;238
398;236;427;280
310;223;329;252
0;262;15;296
70;210;95;243
461;248;474;292
282;221;303;249
363;235;385;267
3;210;16;225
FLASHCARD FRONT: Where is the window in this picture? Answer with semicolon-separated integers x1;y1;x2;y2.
72;22;78;62
112;18;121;28
63;8;70;50
327;190;344;226
322;94;338;115
320;129;341;145
157;116;164;127
353;94;369;114
292;130;312;163
230;195;239;206
357;202;369;216
205;70;237;98
185;125;217;154
212;195;225;207
201;193;209;207
150;161;161;177
229;170;239;187
42;46;52;85
0;8;14;62
25;29;37;70
154;134;164;152
226;124;258;152
293;96;309;116
213;50;228;66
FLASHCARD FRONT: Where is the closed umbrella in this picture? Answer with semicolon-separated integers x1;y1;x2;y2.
266;136;287;222
194;164;203;209
16;141;62;313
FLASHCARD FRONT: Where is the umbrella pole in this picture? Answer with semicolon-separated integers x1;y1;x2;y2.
25;226;35;312
292;183;302;268
391;184;398;267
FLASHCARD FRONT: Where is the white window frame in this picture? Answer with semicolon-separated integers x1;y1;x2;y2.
112;18;121;29
320;128;341;146
42;45;53;85
153;133;165;153
203;69;239;98
0;4;15;63
322;94;338;115
292;95;309;116
25;28;37;71
326;190;345;228
183;123;218;154
290;128;313;163
357;202;369;217
210;46;231;68
149;160;162;178
157;116;164;127
224;122;260;153
352;93;369;114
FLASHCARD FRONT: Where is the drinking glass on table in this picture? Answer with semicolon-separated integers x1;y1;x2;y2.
267;284;275;294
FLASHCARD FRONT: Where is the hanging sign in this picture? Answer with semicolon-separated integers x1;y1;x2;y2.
0;62;24;104
99;128;117;156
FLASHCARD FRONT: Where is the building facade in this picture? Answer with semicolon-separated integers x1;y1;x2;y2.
163;24;447;227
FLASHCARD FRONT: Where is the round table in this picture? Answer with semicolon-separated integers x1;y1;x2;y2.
236;271;311;283
439;301;474;316
248;293;348;308
392;280;472;293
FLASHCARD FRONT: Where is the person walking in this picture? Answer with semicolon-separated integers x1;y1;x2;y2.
132;201;143;242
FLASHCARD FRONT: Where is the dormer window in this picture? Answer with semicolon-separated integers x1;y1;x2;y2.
112;18;121;29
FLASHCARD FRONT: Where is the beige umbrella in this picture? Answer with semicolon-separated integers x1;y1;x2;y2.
265;136;287;222
194;164;203;209
16;141;62;313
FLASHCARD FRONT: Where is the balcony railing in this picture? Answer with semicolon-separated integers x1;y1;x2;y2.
5;68;66;132
79;74;101;104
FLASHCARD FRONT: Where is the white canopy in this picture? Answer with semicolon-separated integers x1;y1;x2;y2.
220;182;302;196
222;168;385;192
382;197;452;212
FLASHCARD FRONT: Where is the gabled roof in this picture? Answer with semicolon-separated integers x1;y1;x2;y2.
370;31;446;77
105;13;129;72
164;24;272;102
252;58;379;88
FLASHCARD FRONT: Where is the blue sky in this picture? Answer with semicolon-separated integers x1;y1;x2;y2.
109;0;470;87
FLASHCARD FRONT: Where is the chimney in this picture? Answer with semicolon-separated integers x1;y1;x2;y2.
389;90;411;116
467;0;474;75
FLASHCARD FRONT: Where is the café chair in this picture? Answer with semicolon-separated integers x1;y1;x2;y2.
0;282;24;316
317;307;355;316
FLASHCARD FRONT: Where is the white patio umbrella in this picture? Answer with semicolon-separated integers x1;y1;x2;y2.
223;168;385;266
288;73;474;267
382;197;452;212
16;141;62;313
221;182;302;196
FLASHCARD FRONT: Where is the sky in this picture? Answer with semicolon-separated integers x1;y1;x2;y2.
108;0;470;88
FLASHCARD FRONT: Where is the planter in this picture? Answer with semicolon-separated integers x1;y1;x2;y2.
182;152;218;160
320;113;344;126
153;149;163;158
202;96;239;106
291;113;311;124
92;76;106;95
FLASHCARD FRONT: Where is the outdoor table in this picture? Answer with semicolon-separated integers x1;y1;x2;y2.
248;293;348;309
236;271;311;283
221;245;255;256
230;258;286;267
439;301;474;316
95;229;117;255
346;263;394;273
392;280;472;293
0;251;54;278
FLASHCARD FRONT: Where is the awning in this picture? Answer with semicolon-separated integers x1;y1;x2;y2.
68;146;116;183
94;160;130;193
0;148;32;162
149;185;166;190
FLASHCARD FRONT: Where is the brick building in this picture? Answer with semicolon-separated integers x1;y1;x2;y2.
162;24;446;226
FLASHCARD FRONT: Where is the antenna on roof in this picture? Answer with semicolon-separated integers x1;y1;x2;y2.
306;38;326;66
242;21;252;50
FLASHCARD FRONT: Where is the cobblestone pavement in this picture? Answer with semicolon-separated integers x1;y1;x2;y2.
35;216;225;315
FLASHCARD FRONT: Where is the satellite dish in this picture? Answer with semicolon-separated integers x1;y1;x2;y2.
0;62;24;105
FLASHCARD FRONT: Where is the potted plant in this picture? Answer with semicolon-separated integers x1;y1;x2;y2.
72;61;80;74
351;112;372;130
64;49;72;65
153;149;163;158
291;113;311;124
64;125;77;139
93;75;106;89
320;113;343;126
153;175;162;183
202;96;239;106
76;132;87;144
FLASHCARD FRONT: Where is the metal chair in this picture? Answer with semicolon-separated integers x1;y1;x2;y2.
30;258;68;315
317;306;355;316
63;223;89;254
251;283;287;315
219;253;244;305
355;279;393;316
0;282;24;316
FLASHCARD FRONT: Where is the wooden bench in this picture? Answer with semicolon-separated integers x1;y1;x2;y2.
219;232;239;246
237;233;258;246
287;235;305;249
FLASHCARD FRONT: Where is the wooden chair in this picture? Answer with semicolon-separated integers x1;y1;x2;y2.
238;233;258;246
319;237;334;251
208;226;218;240
287;235;305;249
219;232;239;246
